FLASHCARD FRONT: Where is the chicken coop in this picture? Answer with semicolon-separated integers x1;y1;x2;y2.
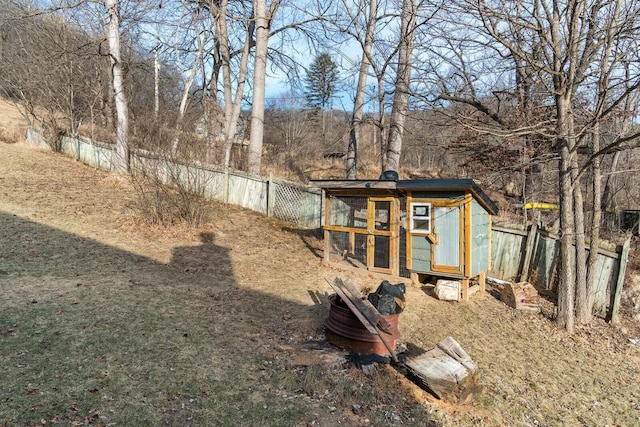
313;178;499;301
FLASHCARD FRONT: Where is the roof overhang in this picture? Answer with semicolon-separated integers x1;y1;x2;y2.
311;179;397;190
311;178;499;215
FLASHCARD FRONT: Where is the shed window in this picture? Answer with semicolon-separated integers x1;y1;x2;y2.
410;203;431;234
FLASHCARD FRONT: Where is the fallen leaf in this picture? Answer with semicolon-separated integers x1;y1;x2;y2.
24;384;38;395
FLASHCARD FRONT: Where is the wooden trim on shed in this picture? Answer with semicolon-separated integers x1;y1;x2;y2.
406;193;413;271
323;191;331;264
488;215;493;271
430;199;465;276
463;193;472;277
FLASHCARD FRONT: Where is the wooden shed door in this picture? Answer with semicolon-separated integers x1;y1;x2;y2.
432;205;463;274
367;198;396;274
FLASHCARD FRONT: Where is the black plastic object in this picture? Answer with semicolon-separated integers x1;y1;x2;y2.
379;170;399;180
367;280;406;315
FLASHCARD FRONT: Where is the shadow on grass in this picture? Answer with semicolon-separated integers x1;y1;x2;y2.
0;211;437;427
281;226;324;260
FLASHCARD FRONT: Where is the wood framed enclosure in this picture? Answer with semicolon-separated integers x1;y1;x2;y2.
313;178;499;301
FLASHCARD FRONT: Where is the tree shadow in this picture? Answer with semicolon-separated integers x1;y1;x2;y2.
281;226;324;259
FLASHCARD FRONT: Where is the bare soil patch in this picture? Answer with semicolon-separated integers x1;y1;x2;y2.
1;139;640;426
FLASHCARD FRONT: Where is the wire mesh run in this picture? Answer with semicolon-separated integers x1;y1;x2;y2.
327;230;367;268
329;196;368;228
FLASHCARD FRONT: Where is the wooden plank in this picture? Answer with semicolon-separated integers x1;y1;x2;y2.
325;278;378;335
478;271;486;294
488;215;493;271
519;223;538;282
461;278;470;302
338;278;392;333
592;255;613;317
611;237;631;324
323;193;331;264
313;180;397;190
464;194;472;277
468;284;480;297
492;225;529;237
267;172;275;217
349;231;355;255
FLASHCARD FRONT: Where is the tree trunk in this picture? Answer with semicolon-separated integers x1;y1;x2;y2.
556;96;575;333
600;151;620;213
346;0;377;179
247;0;280;175
384;0;416;173
107;0;129;174
154;48;159;119
584;124;602;323
221;7;253;172
573;164;588;324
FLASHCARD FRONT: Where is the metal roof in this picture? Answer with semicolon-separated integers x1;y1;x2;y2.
311;178;499;215
396;179;499;215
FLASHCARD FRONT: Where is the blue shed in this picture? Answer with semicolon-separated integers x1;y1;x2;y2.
313;178;499;301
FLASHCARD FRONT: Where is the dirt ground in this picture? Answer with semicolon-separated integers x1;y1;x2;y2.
1;116;640;425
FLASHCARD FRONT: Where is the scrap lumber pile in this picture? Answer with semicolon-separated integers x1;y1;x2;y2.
501;281;540;313
324;277;481;405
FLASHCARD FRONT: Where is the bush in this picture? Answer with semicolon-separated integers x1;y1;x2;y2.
130;147;214;228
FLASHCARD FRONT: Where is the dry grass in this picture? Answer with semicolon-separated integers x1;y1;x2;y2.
0;99;28;144
2;119;640;426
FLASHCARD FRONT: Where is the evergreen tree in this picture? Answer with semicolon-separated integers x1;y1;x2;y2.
304;53;339;133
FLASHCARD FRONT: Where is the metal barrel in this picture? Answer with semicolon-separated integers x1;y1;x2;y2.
325;294;400;356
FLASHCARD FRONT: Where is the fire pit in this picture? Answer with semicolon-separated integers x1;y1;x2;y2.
325;294;401;356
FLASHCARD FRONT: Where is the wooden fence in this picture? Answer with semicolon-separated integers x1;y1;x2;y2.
25;127;322;229
490;223;631;323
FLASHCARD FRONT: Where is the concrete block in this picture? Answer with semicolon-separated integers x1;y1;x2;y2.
435;279;460;301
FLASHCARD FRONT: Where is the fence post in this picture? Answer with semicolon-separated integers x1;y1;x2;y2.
611;236;632;324
267;173;275;217
519;223;538;282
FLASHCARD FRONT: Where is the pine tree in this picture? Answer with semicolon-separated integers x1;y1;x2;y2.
304;53;339;133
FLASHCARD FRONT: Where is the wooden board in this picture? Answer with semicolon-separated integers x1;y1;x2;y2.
406;336;481;404
337;277;392;333
325;278;378;335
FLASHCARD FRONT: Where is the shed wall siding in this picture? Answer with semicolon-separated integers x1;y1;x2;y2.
471;198;490;276
412;234;432;272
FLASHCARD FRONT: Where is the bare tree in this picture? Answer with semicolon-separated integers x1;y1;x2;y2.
421;0;640;331
247;0;281;175
171;3;213;155
383;0;418;172
346;0;378;179
106;0;129;173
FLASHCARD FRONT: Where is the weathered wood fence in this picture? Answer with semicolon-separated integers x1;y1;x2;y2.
490;223;630;323
26;127;322;229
